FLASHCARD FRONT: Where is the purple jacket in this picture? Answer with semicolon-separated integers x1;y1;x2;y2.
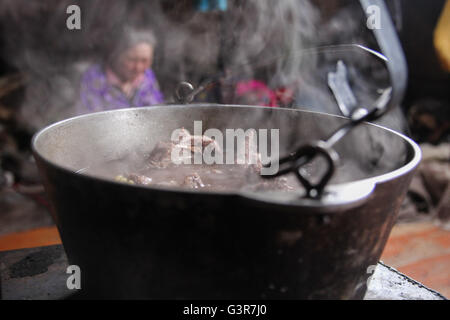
79;64;164;113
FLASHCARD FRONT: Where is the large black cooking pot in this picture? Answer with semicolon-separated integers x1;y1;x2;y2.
32;105;421;299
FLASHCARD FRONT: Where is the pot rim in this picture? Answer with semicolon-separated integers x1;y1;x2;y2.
32;104;422;207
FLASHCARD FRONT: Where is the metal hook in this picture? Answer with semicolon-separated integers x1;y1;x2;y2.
175;81;195;104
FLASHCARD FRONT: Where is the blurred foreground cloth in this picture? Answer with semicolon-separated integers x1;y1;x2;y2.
434;0;450;72
399;143;450;225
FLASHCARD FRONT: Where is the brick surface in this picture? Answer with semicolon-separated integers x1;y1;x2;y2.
0;226;61;252
381;221;450;298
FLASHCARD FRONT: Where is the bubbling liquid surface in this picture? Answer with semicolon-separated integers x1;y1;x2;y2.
82;157;302;193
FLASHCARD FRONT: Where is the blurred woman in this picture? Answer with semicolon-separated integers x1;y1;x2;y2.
79;27;163;113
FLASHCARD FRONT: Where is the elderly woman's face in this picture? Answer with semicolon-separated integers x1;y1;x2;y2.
114;42;154;82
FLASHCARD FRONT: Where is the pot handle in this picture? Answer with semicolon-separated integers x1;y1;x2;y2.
239;179;377;212
262;140;339;199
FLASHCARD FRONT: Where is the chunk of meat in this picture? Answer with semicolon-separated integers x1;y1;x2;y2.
183;172;206;189
147;128;222;168
114;128;297;192
177;128;222;154
147;141;177;168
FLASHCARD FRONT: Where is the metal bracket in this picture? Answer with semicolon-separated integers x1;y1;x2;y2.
328;60;358;117
263;0;408;199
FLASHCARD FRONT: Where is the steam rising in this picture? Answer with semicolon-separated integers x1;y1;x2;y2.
0;0;406;134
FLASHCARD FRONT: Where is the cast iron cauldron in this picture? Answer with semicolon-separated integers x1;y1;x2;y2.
32;105;421;299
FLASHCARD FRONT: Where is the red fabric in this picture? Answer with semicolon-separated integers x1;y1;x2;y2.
235;80;278;107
